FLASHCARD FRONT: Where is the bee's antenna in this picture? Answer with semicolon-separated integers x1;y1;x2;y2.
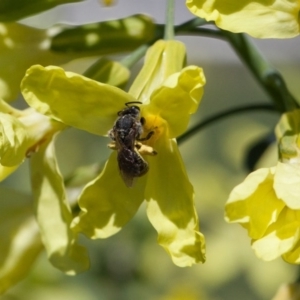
125;101;142;107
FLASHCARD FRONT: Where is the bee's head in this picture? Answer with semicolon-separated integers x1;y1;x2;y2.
118;102;141;118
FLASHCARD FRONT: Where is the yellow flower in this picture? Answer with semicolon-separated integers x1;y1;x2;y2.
186;0;300;38
0;102;90;292
21;40;207;267
0;99;63;180
225;110;300;263
0;59;130;292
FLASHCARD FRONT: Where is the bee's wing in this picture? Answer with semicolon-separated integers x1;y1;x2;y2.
117;149;135;187
117;147;149;188
119;169;135;188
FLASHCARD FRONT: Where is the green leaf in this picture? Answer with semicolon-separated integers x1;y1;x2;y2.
0;0;84;22
51;14;155;54
0;23;74;102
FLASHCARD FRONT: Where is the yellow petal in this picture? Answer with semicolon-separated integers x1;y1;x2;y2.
0;112;30;166
0;164;19;181
275;110;300;160
275;110;300;142
144;136;206;267
129;40;186;102
274;162;300;209
252;207;300;261
72;152;146;238
144;65;205;138
225;168;285;239
283;238;300;264
21;65;135;136
0;188;43;295
0;98;21;116
186;0;300;38
31;136;89;275
83;57;130;88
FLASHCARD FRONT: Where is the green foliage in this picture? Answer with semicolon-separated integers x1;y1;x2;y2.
0;0;84;22
51;14;155;54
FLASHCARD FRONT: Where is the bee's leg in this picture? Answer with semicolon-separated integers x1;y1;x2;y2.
108;141;117;150
138;130;154;141
108;128;116;140
135;142;157;156
140;116;156;141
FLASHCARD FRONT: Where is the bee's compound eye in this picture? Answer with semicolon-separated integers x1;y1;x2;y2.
132;106;140;112
130;106;140;117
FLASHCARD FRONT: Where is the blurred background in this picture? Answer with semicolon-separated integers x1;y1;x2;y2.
2;0;300;299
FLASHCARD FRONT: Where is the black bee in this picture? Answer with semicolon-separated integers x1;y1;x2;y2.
108;102;155;187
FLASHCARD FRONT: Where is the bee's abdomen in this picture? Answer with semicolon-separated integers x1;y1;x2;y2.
118;148;148;177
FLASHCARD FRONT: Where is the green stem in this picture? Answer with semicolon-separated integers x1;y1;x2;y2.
295;268;300;283
177;27;224;39
221;31;299;112
175;17;207;32
120;44;149;69
164;0;175;40
177;104;277;145
177;27;299;112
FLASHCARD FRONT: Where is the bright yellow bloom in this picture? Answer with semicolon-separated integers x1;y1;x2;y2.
21;40;206;267
186;0;300;38
0;99;63;180
0;102;90;293
0;59;129;292
225;110;300;263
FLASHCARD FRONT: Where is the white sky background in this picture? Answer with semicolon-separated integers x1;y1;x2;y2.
21;0;300;65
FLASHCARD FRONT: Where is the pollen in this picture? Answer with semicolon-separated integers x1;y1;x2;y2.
141;113;167;146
